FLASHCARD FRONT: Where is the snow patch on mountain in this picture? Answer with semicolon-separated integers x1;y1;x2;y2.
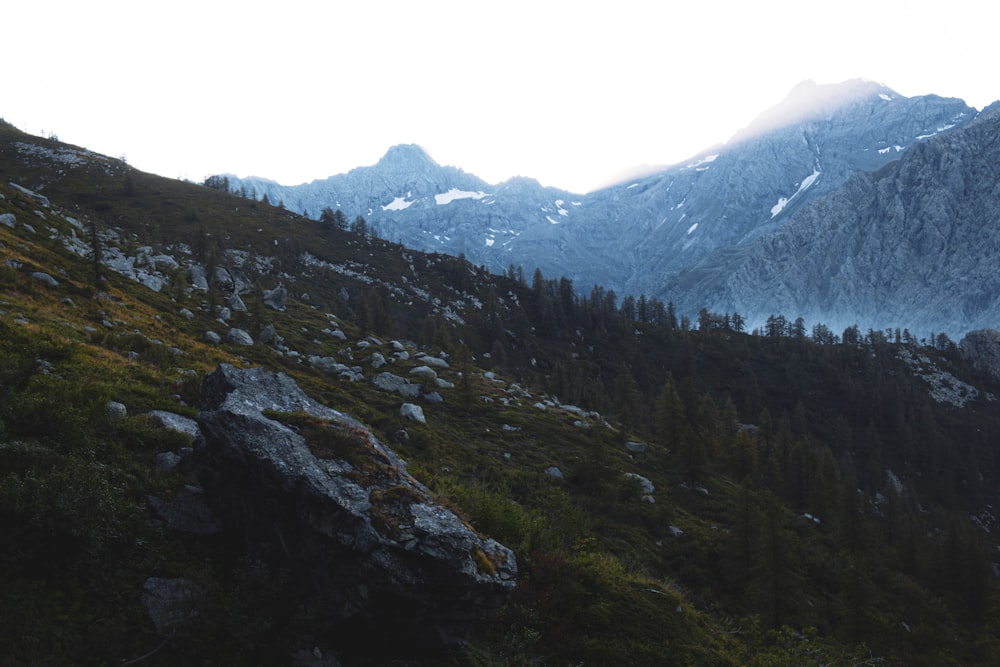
685;154;718;171
383;196;415;211
770;168;821;218
436;189;488;205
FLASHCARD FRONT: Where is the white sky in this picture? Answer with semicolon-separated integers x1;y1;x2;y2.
4;1;997;194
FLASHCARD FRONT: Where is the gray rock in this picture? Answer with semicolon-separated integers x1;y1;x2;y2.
179;308;194;320
372;372;421;398
142;577;201;633
416;354;450;369
148;254;179;272
625;472;656;495
227;328;254;346
146;410;200;439
187;265;209;291
259;323;278;344
193;364;515;650
226;293;247;312
154;451;182;471
310;355;346;373
556;403;586;419
625;441;646;453
204;330;222;344
422;391;444;404
263;286;288;311
31;271;58;287
370;352;386;369
139;274;165;292
106;401;128;419
0;213;14;228
545;466;564;480
401;403;426;423
212;266;234;292
409;365;437;380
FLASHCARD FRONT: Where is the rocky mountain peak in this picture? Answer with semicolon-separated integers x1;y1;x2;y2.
376;143;439;171
733;78;899;142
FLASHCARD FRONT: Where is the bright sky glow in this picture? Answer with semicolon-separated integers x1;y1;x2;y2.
4;1;998;194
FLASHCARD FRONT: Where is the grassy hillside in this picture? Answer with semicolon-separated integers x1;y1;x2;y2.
1;120;998;665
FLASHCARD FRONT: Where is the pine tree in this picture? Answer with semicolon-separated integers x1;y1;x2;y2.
87;219;104;300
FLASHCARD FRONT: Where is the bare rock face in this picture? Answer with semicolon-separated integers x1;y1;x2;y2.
193;364;516;654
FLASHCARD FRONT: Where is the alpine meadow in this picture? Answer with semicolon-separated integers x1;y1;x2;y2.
2;80;1000;666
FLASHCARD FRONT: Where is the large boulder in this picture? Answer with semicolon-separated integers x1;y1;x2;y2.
372;372;421;398
193;364;516;654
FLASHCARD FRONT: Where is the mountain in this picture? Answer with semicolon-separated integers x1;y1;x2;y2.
2;118;1000;665
229;143;583;275
666;102;1000;335
224;79;982;334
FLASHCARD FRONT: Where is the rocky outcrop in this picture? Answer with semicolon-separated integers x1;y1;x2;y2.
193;364;516;653
960;329;1000;381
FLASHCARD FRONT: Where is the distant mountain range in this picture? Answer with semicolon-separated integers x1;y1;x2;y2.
224;79;998;336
